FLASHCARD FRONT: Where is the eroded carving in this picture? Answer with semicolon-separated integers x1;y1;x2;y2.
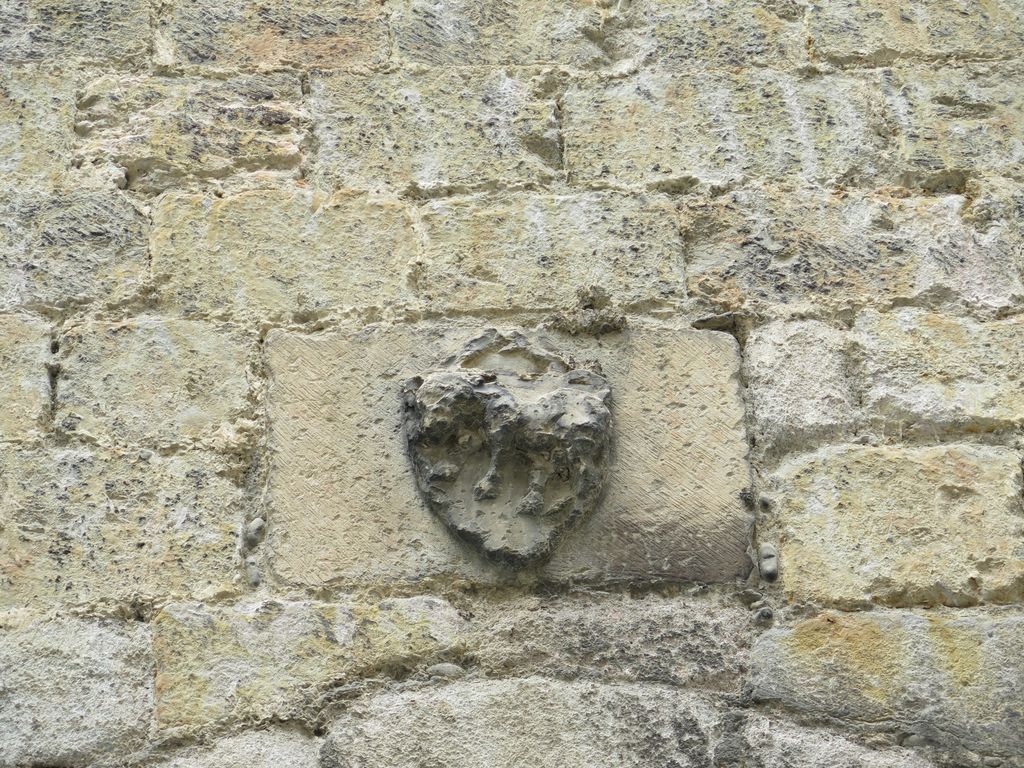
402;331;612;566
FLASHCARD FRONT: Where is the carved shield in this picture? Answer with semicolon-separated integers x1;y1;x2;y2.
401;331;612;566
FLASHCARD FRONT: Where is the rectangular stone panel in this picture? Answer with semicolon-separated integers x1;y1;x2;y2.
0;617;154;767
159;0;388;72
153;728;321;768
0;66;75;182
75;73;306;195
152;187;415;323
0;446;244;613
766;444;1024;608
0;314;51;441
308;68;560;195
264;320;751;588
55;317;253;450
414;192;684;311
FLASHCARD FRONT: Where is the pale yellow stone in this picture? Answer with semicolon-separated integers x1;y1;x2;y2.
415;192;684;311
152;187;415;322
153;596;467;732
0;446;243;613
769;445;1024;608
264;321;751;588
55;318;253;450
0;67;74;182
309;68;560;195
75;73;306;194
0;314;50;441
160;0;388;72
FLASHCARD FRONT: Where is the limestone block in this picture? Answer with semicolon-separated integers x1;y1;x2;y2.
55;318;253;450
391;0;606;67
264;321;751;588
415;192;684;311
322;678;722;767
0;617;154;767
563;69;892;191
75;73;306;194
855;309;1024;434
749;610;1024;760
808;0;1024;67
154;728;320;768
152;187;415;322
308;69;560;195
0;66;74;182
0;0;151;67
0;314;50;441
0;445;244;613
469;593;750;690
684;184;1024;319
153;596;467;732
159;0;388;72
767;445;1024;608
744;321;859;457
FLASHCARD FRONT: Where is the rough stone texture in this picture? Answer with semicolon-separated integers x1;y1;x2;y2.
0;314;50;441
309;68;560;195
766;444;1024;608
55;317;253;450
151;187;415;322
0;617;154;767
153;728;320;768
0;66;75;182
153;596;466;732
265;321;751;588
0;445;244;613
322;678;723;768
750;610;1024;762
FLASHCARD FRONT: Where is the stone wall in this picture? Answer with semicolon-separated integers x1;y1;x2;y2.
1;1;1022;766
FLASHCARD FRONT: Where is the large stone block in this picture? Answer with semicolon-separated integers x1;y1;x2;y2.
152;187;415;322
0;184;149;312
0;66;74;182
683;184;1024;319
75;73;306;194
807;0;1024;67
563;69;891;191
323;678;723;767
0;0;151;67
153;728;320;768
415;192;684;311
855;309;1024;434
766;444;1024;608
55;317;253;450
0;617;154;767
153;596;466;733
0;445;244;613
749;610;1024;761
308;69;560;195
0;314;50;441
158;0;388;72
264;321;751;588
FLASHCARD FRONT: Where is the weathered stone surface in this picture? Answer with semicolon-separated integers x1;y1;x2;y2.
158;0;388;72
469;593;750;690
56;318;253;450
684;184;1024;319
0;184;149;312
265;321;751;588
403;331;613;565
749;610;1024;761
808;0;1024;67
153;596;466;732
154;727;320;768
563;69;891;191
391;0;606;67
855;309;1024;434
0;67;74;181
309;69;560;195
0;0;151;67
767;444;1024;608
0;617;154;767
415;192;684;311
0;314;50;441
152;187;415;321
0;446;244;613
744;321;858;458
76;73;306;194
322;678;722;767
